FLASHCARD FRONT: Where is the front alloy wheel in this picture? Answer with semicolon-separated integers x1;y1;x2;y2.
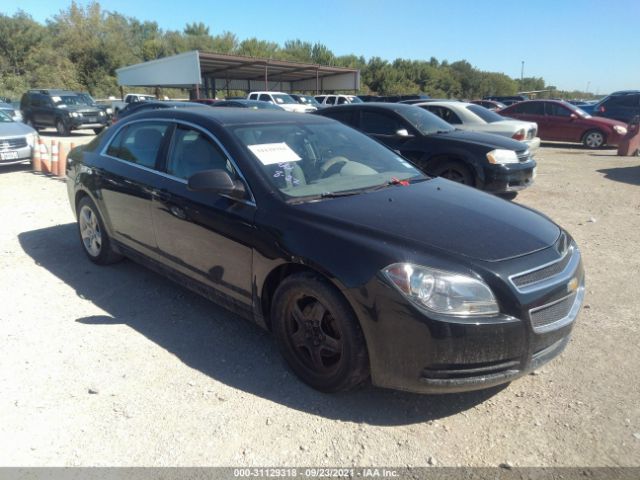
583;130;605;149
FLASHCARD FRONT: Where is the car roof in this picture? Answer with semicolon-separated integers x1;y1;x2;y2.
319;102;418;114
129;106;333;127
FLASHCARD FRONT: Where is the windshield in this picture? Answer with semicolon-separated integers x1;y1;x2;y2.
77;93;96;105
299;96;320;106
400;106;455;135
272;94;297;105
466;104;506;123
51;95;83;107
231;121;423;200
0;110;13;122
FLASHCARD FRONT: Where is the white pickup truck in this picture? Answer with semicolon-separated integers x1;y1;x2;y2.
110;94;156;113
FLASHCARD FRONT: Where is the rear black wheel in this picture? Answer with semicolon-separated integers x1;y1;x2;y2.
25;118;39;132
93;127;105;134
429;160;474;186
56;118;70;136
271;272;369;392
77;197;123;265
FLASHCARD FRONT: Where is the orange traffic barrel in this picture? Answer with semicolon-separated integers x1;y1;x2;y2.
32;136;42;172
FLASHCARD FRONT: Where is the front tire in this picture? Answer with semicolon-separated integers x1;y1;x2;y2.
428;159;475;186
77;197;122;265
271;272;369;392
582;130;605;149
56;118;70;136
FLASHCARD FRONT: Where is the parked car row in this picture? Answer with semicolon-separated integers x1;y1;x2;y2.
65;106;585;395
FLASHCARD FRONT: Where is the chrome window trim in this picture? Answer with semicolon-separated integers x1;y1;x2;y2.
99;117;256;207
529;284;585;334
508;244;579;294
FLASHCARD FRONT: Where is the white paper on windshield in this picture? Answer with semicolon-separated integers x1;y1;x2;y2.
248;143;301;165
51;96;62;102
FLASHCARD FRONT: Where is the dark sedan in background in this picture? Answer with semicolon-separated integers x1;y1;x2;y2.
113;100;209;123
315;103;537;195
499;100;628;148
211;99;284;110
66;108;584;394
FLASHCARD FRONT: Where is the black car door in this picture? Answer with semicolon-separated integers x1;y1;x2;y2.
358;109;415;151
151;122;256;311
98;120;171;261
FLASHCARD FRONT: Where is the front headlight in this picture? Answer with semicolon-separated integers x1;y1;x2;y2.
25;132;36;148
106;108;113;115
70;112;79;118
382;263;499;316
486;149;519;164
99;111;105;116
613;125;627;135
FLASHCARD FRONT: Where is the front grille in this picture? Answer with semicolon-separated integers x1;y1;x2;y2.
529;292;578;333
0;137;27;150
512;252;572;288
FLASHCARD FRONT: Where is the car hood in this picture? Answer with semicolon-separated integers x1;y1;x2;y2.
0;121;36;137
587;116;627;127
436;129;529;151
60;106;103;114
296;178;559;262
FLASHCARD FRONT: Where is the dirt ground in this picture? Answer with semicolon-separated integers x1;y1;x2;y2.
0;142;639;467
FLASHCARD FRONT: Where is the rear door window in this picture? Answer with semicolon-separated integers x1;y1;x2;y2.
519;102;545;115
545;103;572;117
259;94;272;102
106;122;169;169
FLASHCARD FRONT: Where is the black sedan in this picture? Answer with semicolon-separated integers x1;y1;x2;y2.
211;99;284;110
114;100;209;123
314;103;536;195
66;108;584;394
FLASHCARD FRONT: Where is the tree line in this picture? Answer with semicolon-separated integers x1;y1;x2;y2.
0;1;595;101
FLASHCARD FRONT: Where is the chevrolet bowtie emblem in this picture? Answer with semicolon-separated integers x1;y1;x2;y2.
568;277;579;293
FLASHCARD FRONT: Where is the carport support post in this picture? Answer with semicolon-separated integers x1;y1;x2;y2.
264;61;269;91
119;85;124;101
194;84;200;99
316;68;319;94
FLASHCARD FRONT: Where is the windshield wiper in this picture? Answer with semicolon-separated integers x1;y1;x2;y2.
319;191;360;198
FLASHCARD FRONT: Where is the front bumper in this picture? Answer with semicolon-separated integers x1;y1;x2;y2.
346;241;584;394
482;160;536;193
0;145;32;166
68;117;108;130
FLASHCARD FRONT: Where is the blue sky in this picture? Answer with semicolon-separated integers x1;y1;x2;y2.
5;0;639;94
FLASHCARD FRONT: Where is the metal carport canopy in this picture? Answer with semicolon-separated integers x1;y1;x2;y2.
116;50;360;93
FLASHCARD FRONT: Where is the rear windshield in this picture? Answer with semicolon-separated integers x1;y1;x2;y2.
466;104;505;123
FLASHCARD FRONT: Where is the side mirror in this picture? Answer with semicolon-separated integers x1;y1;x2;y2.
570;113;578;120
396;128;411;137
188;169;246;199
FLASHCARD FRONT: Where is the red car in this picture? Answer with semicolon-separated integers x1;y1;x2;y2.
499;100;628;148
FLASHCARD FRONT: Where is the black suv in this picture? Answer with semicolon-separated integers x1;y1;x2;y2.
20;89;109;135
592;90;640;123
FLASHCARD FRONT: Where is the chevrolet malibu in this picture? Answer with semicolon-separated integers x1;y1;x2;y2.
66;108;585;394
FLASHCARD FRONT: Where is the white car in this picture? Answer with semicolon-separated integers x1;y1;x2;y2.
247;92;315;113
416;101;541;151
314;94;363;107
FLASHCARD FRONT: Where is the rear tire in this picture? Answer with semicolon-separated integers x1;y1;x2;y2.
93;127;105;134
56;118;70;136
25;118;39;132
582;130;605;149
77;197;123;265
271;272;369;392
428;159;475;186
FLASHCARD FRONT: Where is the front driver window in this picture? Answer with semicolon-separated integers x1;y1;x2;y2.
167;125;235;180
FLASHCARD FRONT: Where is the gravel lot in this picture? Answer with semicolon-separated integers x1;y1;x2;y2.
1;141;639;467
